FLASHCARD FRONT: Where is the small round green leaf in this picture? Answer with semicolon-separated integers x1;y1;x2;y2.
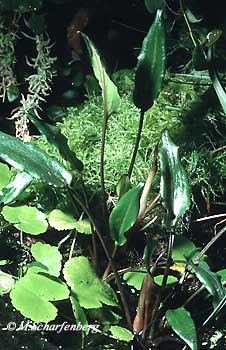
31;242;62;277
2;205;48;235
10;271;69;322
49;209;77;230
63;256;118;309
74;219;92;235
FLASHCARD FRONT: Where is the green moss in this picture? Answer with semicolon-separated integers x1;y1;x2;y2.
36;69;226;197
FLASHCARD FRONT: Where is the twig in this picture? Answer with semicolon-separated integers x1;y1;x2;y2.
69;231;77;259
195;213;226;222
210;145;226;155
180;0;197;47
193;225;226;263
128;110;145;178
149;233;174;337
100;73;110;235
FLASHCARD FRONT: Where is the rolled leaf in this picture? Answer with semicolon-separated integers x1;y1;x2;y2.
0;131;72;187
80;32;121;116
109;184;143;246
159;131;190;229
133;9;166;111
28;113;83;171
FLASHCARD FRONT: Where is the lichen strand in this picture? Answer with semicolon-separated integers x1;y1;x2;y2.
37;70;226;196
11;34;56;140
0;15;18;102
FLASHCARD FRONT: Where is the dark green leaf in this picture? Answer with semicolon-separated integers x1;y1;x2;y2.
0;172;33;204
185;9;203;23
72;70;84;87
81;33;121;116
166;307;198;350
0;131;72;187
144;0;165;13
28;113;83;171
62;89;79;101
29;14;46;34
7;86;20;103
192;44;207;71
190;260;225;307
159;131;191;229
109;184;143;246
83;74;101;96
47;105;66;122
133;9;166;111
208;46;226;114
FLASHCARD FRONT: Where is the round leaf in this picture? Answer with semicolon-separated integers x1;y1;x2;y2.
2;205;48;235
63;256;118;309
49;209;78;230
9;272;70;322
31;242;62;277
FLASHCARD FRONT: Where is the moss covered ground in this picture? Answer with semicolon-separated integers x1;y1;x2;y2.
36;69;226;199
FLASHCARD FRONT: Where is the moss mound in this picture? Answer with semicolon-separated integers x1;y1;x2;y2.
37;69;226;197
